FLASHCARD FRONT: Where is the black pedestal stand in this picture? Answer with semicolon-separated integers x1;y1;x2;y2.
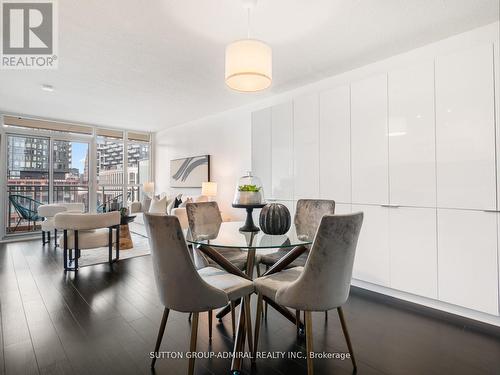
232;203;266;232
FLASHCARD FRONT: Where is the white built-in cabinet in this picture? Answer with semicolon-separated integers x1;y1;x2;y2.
251;41;500;317
435;44;496;211
352;204;390;286
388;62;436;207
319;85;351;203
437;209;499;315
351;74;389;205
271;102;294;201
389;207;438;299
294;94;320;200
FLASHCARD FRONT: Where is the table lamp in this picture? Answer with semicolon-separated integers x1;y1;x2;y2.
202;182;217;201
143;181;155;198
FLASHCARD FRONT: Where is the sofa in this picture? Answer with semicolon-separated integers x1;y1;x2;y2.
129;194;217;236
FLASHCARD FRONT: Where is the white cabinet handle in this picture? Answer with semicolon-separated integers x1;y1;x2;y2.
483;209;500;213
380;204;400;208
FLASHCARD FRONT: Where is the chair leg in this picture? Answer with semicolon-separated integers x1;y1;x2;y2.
264;265;269;318
244;296;253;353
325;310;328;320
63;230;68;271
47;231;51;244
188;312;199;375
42;231;46;245
54;229;58;247
208;310;213;340
188;312;192;322
305;311;314;375
115;225;120;260
108;227;113;264
337;307;357;371
252;293;263;362
256;264;261;277
151;307;170;369
74;230;79;270
230;301;236;338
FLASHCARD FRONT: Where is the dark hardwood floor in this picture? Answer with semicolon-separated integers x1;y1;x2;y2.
1;238;499;375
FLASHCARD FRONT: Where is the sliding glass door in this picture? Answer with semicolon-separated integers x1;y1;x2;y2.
5;134;90;234
6;134;49;233
3;123;151;237
52;140;90;211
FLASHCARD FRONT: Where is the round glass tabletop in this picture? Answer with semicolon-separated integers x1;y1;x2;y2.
185;221;313;249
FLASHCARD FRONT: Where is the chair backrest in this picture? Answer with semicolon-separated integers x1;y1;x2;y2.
9;194;42;221
186;202;222;240
294;199;336;241
61;203;85;212
143;214;228;312
276;212;363;311
54;211;120;230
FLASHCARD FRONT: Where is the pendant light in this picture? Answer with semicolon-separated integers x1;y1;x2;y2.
225;0;272;92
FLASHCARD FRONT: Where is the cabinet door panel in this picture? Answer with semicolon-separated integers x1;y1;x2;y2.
294;94;320;200
352;204;390;286
435;44;496;210
252;108;272;196
319;85;351;203
390;207;437;299
388;62;436;207
351;74;389;205
437;209;498;315
271;102;294;200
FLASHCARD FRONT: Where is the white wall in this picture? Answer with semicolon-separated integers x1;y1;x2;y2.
155;109;251;220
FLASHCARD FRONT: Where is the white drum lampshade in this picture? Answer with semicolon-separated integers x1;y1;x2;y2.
225;39;272;92
202;182;218;198
143;182;155;195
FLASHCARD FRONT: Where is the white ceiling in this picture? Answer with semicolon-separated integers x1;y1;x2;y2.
0;0;498;132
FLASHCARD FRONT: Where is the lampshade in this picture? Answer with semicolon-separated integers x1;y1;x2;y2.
143;181;155;193
225;39;272;92
202;182;218;197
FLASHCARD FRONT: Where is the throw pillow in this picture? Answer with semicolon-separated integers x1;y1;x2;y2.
179;197;193;208
149;196;167;214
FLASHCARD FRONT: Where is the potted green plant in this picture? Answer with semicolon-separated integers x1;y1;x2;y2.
234;184;263;205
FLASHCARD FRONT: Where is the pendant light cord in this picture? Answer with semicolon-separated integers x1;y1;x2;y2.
247;7;250;39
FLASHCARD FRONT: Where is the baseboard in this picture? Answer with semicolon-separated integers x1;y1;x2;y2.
351;281;500;338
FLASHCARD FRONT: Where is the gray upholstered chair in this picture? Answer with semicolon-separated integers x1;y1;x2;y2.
38;203;85;247
186;201;251;336
143;214;254;374
54;211;120;271
258;199;336;270
259;199;335;317
253;213;363;374
186;202;248;271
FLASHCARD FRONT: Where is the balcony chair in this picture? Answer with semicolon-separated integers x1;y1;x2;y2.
144;214;254;374
54;211;120;271
8;194;43;232
253;213;364;375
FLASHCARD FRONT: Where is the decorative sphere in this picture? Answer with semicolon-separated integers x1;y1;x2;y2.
259;203;291;235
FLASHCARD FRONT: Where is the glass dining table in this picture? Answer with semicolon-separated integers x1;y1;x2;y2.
185;221;312;374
